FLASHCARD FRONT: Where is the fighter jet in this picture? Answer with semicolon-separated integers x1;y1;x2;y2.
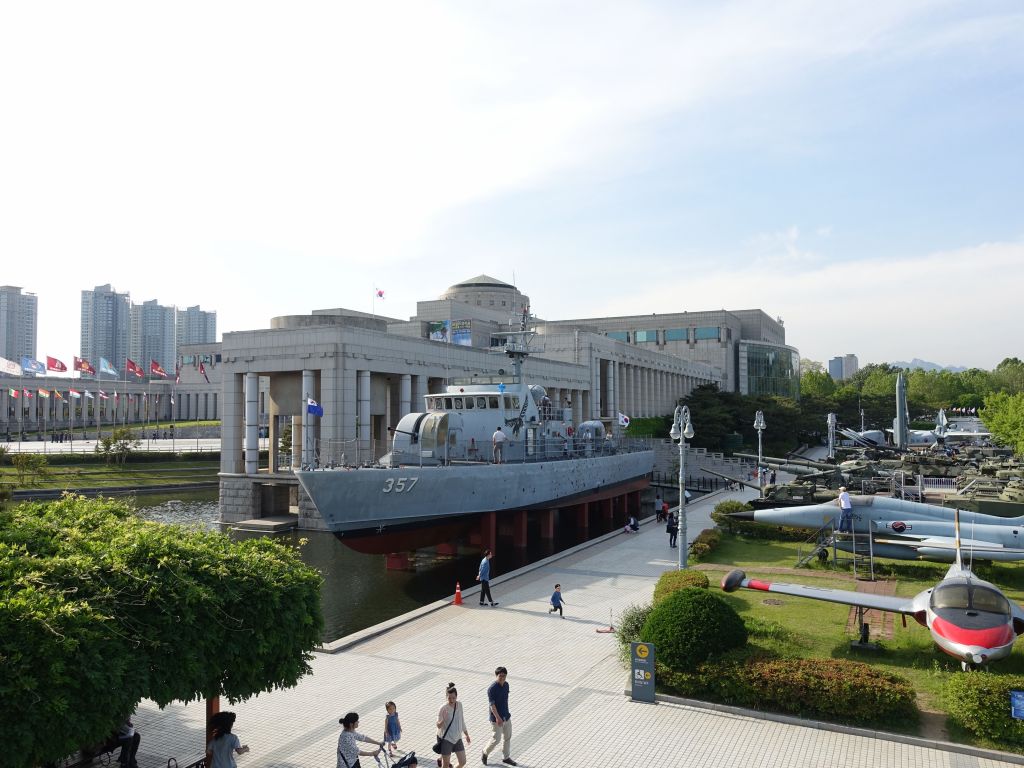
731;495;1024;562
722;509;1024;669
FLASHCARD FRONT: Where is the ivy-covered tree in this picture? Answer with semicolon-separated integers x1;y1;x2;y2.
0;495;323;766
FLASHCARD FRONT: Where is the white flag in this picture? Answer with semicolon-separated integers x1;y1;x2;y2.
617;412;631;427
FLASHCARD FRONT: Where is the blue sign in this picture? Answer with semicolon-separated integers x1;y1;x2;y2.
497;382;506;394
1011;690;1024;720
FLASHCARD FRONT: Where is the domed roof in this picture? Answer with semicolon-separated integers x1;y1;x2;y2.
449;274;514;291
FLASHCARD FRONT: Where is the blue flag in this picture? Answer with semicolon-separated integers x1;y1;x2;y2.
99;357;118;376
20;356;45;375
306;397;324;417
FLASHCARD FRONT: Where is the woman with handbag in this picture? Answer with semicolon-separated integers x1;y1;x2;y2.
435;683;471;768
337;712;383;768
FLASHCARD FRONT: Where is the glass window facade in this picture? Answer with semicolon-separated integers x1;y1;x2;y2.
694;327;720;341
606;331;629;342
664;328;688;342
743;343;801;399
634;329;657;343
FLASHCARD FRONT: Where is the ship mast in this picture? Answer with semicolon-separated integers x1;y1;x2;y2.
502;305;535;382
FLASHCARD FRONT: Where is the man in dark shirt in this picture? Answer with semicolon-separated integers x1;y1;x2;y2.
481;666;514;766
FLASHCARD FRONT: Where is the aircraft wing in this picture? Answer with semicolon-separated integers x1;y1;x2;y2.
721;569;917;614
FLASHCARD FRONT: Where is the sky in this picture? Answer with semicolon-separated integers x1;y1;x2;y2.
1;1;1021;372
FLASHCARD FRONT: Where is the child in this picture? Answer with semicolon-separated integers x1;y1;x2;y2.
548;583;566;618
384;701;402;757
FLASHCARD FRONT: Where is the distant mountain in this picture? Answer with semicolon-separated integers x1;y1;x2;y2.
889;358;968;373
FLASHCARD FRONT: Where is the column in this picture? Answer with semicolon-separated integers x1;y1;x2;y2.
400;374;412;418
603;361;614;419
633;365;640;419
302;369;315;468
244;373;259;474
291;415;303;469
572;389;582;426
413;374;427;412
220;373;245;475
358;370;371;461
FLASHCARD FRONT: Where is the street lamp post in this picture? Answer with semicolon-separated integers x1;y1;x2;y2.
754;410;766;498
671;405;695;570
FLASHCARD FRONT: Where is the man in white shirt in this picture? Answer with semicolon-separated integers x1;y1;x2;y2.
492;427;508;464
836;486;853;532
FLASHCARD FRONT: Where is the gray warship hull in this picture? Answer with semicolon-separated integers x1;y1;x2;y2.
295;449;654;553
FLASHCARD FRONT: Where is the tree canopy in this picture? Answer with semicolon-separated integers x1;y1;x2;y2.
0;495;323;766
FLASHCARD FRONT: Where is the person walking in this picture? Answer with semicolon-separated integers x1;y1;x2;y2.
477;549;498;607
666;513;678;548
206;711;250;768
481;667;514;766
492;427;507;464
337;712;383;768
654;493;663;522
837;486;853;532
436;683;471;768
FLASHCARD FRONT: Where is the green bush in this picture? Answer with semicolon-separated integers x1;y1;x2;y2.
945;673;1024;748
659;656;916;727
640;588;747;671
689;528;721;560
737;658;918;726
652;569;709;605
614;602;653;665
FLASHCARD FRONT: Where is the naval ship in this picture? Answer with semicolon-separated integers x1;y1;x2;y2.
295;320;655;553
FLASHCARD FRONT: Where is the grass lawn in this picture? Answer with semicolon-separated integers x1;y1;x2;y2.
1;459;220;490
692;532;1024;734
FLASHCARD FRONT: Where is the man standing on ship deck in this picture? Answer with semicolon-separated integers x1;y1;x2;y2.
492;427;508;464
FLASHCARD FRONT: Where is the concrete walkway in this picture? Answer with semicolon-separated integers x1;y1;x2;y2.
134;488;1023;767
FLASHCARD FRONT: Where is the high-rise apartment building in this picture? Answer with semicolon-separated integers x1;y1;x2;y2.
0;285;38;364
176;305;217;347
81;284;131;371
828;354;859;381
131;299;177;376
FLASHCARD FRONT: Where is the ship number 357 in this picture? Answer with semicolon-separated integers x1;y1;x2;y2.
383;477;419;493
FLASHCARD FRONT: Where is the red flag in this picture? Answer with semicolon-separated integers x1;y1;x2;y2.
46;356;68;372
150;360;168;378
74;356;96;375
175;365;181;384
126;358;144;378
199;361;210;383
23;388;33;398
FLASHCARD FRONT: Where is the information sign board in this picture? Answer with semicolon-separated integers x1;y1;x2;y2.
630;642;656;703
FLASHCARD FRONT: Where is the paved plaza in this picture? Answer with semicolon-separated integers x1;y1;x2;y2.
133;489;1024;768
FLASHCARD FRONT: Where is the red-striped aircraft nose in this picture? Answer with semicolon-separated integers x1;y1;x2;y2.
932;615;1015;649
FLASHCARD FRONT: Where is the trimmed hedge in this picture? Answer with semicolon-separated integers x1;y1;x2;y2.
640;588;747;670
662;656;917;728
689;527;721;560
945;673;1024;748
652;569;709;605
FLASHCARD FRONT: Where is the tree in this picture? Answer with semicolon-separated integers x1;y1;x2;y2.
0;495;323;765
11;453;50;485
981;392;1024;456
800;358;824;374
800;369;836;399
96;427;141;466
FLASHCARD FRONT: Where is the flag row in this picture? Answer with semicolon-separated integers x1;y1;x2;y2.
0;355;193;382
6;387;174;404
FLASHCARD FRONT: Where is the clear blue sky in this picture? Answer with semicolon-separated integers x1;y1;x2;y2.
2;1;1020;370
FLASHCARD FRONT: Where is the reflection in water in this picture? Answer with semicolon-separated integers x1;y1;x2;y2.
135;493;640;642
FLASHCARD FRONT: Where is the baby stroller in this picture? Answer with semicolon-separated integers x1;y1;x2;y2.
376;749;418;768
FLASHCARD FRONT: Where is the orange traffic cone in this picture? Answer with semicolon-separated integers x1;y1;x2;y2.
454;581;463;606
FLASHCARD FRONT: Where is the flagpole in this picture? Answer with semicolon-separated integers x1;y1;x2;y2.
70;388;75;454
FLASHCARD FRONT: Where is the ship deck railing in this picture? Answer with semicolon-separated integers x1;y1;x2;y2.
313;436;653;469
